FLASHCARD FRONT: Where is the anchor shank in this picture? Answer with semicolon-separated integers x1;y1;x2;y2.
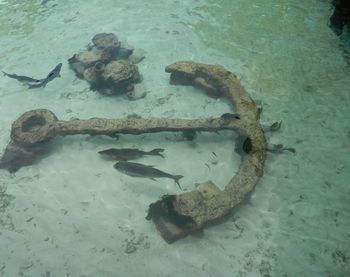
54;117;242;137
0;109;242;172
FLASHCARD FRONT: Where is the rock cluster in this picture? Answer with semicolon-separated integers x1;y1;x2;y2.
68;33;145;97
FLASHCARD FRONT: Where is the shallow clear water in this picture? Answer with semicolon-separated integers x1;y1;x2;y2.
0;0;349;276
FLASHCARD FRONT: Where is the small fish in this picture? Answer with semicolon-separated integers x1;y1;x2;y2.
28;63;62;89
98;148;164;161
270;120;282;132
262;120;282;132
235;136;252;155
243;137;252;153
220;113;240;120
3;71;41;83
267;144;296;154
114;161;183;189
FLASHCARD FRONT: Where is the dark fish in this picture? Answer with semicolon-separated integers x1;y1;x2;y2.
270;120;282;132
235;135;252;156
28;63;62;89
262;120;282;132
243;137;252;154
220;113;240;120
114;161;183;189
3;71;41;83
98;148;164;161
267;144;296;154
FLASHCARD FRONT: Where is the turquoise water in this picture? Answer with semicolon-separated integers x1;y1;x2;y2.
0;0;349;276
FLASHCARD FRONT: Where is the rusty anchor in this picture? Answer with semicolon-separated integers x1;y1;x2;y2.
0;61;267;243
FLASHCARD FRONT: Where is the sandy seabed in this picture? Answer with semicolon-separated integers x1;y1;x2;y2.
0;0;349;276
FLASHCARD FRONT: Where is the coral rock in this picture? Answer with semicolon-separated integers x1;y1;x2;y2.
92;33;120;49
68;51;102;76
101;60;140;94
83;62;105;85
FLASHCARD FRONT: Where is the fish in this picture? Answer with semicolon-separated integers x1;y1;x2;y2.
98;148;165;161
2;71;41;83
235;135;252;155
220;113;240;120
28;63;62;89
267;144;296;154
270;120;282;131
262;120;282;132
114;161;183;189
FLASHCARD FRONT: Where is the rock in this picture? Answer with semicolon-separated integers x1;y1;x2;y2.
102;60;140;83
68;33;142;95
83;62;105;85
127;84;146;100
0;142;38;173
128;48;146;64
68;51;102;76
127;113;142;119
100;46;119;62
70;51;101;66
101;60;140;95
117;41;134;59
92;33;120;49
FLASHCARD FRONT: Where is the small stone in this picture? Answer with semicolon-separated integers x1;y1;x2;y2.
128;48;145;64
83;62;105;85
127;113;142;119
92;33;120;49
68;51;102;77
100;46;119;62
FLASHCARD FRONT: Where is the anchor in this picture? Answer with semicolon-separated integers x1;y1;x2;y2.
0;61;268;243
